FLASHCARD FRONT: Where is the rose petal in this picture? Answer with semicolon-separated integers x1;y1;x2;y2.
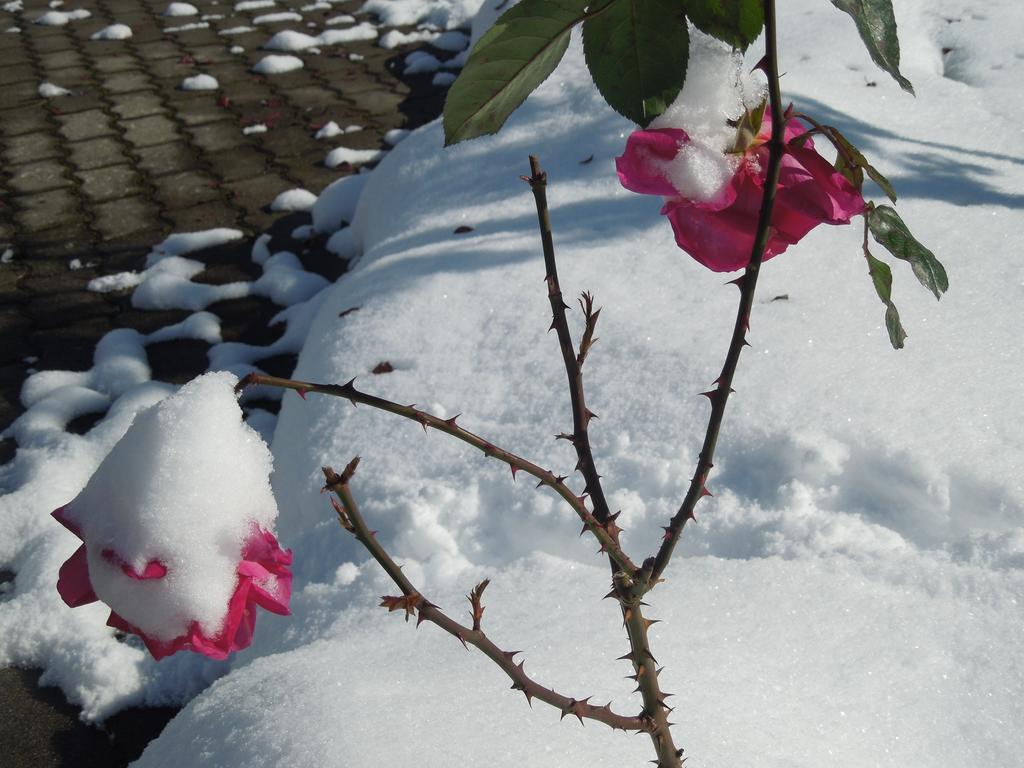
56;544;99;607
616;128;688;197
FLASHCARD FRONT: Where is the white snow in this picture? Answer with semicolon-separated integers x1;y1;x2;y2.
314;121;343;139
3;1;1024;766
648;33;767;203
432;28;468;51
263;29;319;51
379;28;438;49
235;0;274;9
38;81;71;97
33;8;89;25
229;45;244;54
311;173;367;233
218;25;254;35
162;2;198;16
360;0;482;30
325;13;354;25
316;22;377;45
180;74;219;91
403;49;441;74
2;1;23;12
253;11;302;24
89;23;132;40
383;128;410;146
270;188;317;212
164;22;208;32
251;54;303;75
242;123;268;134
323;146;384;168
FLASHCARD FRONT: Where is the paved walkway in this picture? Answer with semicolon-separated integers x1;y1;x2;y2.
0;0;448;445
0;0;455;763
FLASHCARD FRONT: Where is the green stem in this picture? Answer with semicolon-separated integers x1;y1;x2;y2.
641;0;787;594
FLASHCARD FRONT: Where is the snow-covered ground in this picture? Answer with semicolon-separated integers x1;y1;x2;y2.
2;0;1023;766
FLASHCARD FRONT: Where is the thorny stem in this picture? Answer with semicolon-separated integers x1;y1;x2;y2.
322;461;647;733
236;373;637;575
524;157;681;766
525;156;614;529
640;0;787;594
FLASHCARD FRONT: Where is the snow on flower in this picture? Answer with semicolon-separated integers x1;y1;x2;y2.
51;372;292;660
616;112;865;271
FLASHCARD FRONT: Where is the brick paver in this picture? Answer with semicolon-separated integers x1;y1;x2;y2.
0;0;457;452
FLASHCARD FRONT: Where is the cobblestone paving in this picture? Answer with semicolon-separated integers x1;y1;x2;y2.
0;0;449;449
0;0;456;763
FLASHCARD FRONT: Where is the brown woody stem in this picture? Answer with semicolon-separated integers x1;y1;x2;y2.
237;373;637;574
322;462;646;732
524;157;682;765
640;0;786;595
525;156;614;529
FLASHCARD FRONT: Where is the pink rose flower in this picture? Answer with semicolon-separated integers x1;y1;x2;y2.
616;112;865;272
53;505;292;661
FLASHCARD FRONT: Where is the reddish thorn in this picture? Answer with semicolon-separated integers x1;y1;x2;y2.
297;388;308;400
700;486;713;498
509;464;518;481
661;526;673;541
699;390;718;400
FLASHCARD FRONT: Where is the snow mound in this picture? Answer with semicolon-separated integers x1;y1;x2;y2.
90;23;132;39
252;54;303;75
181;74;219;91
162;2;198;16
55;372;280;644
38;81;71;97
270;189;317;212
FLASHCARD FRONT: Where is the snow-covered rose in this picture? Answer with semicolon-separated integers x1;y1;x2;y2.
616;111;865;272
52;372;292;660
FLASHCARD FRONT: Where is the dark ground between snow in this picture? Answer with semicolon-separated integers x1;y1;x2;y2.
0;0;454;762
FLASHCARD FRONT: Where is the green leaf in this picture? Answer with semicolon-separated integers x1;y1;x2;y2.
884;303;907;349
827;126;897;202
864;248;907;349
685;0;764;50
830;0;914;94
867;205;948;299
442;0;595;145
582;0;689;126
